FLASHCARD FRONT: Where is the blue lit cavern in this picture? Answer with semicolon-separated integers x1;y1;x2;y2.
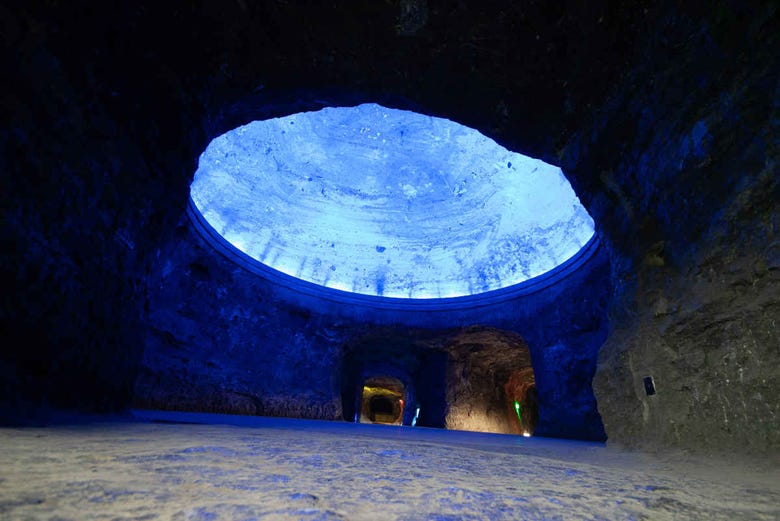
5;2;779;518
190;103;594;298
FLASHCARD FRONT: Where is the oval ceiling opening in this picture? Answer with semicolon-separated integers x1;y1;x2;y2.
190;103;595;299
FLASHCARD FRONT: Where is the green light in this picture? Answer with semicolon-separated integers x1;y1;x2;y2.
513;401;524;429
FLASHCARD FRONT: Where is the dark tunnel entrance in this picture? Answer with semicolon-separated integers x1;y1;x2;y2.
370;395;396;419
341;334;448;428
360;376;405;425
341;326;537;435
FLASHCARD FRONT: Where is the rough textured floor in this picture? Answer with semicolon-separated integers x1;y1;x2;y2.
1;411;778;520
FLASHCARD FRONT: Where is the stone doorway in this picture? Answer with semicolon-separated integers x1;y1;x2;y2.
360;376;405;425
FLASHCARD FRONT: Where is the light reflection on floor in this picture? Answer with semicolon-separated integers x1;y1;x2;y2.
1;410;777;520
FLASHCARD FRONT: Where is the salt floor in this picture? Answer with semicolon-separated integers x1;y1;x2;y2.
1;410;778;520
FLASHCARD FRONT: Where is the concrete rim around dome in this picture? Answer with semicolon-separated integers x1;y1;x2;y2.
187;198;601;310
190;103;596;300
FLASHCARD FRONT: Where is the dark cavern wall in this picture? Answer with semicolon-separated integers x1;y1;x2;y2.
559;4;780;454
2;1;777;457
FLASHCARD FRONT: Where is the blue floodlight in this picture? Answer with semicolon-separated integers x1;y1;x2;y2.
190;104;594;299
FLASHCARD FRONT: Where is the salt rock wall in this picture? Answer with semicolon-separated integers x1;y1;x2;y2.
0;4;197;418
561;6;780;455
136;210;610;440
3;0;776;458
444;328;533;434
134;216;345;420
2;0;625;430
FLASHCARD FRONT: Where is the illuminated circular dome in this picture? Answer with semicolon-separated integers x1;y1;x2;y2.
190;103;594;299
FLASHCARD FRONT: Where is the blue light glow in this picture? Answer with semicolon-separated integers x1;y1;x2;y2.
412;407;420;427
190;103;594;298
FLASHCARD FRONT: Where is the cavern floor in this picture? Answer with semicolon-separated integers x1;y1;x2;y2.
1;411;777;520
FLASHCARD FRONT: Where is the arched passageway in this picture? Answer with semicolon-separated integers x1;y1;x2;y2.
341;326;536;435
444;327;536;435
360;376;405;425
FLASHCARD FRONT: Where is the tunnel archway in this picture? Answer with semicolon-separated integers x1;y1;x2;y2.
360;376;405;425
341;326;537;435
340;332;428;427
444;327;537;435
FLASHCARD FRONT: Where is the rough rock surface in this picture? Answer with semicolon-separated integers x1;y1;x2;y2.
135;213;609;439
2;1;778;458
444;328;533;434
1;414;778;520
560;5;780;455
